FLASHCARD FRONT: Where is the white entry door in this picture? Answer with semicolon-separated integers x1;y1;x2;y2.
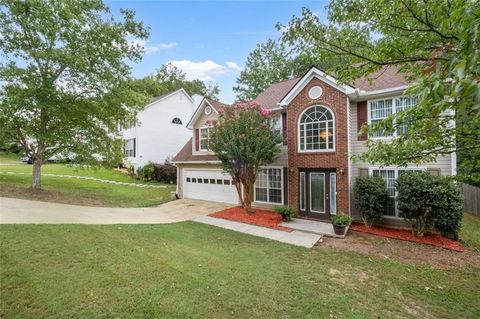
183;169;238;204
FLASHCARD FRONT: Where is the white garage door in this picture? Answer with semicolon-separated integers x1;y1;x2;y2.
183;169;238;204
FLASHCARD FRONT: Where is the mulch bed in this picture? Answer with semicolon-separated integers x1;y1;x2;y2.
209;206;293;232
350;222;464;252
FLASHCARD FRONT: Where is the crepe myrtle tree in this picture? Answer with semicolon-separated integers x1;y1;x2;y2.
0;0;149;189
209;102;281;213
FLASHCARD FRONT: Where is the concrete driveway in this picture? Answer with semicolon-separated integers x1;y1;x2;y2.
0;197;231;224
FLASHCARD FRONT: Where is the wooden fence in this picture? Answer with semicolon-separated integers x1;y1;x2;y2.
460;183;480;216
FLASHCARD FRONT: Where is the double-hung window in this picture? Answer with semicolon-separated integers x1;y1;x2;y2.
124;138;135;157
199;127;210;151
369;96;418;138
255;168;283;204
371;168;424;216
271;116;282;143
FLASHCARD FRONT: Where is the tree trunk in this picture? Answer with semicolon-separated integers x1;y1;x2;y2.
31;158;42;190
243;181;253;213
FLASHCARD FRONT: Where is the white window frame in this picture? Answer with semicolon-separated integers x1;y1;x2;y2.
199;126;211;151
297;105;335;153
368;167;427;217
271;115;283;144
124;138;135;158
254;166;284;205
330;172;337;215
299;171;306;211
367;95;418;139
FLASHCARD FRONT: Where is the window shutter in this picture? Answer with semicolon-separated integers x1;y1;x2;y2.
282;113;287;145
357;101;368;141
359;168;369;177
195;128;200;151
283;167;288;205
133;138;136;158
427;168;441;176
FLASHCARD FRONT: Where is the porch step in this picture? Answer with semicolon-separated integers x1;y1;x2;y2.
281;218;348;239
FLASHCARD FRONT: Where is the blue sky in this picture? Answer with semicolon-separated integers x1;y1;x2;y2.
106;0;329;103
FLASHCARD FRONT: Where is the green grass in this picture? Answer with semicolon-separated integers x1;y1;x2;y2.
0;152;155;185
0;152;175;207
1;223;479;319
461;213;480;252
0;152;21;164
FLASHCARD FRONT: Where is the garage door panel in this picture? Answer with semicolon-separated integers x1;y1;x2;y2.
184;170;238;204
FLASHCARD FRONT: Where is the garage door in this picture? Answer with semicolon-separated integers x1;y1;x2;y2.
183;169;238;204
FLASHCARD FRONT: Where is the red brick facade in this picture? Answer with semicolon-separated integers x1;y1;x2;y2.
286;78;350;215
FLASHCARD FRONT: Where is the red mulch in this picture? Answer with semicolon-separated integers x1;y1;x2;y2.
350;222;464;252
209;206;293;232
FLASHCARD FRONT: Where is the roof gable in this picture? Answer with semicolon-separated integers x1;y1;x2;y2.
186;98;229;129
143;88;194;110
279;67;355;106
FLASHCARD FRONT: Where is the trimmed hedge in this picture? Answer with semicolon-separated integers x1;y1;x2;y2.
137;161;176;184
397;171;463;239
354;176;388;227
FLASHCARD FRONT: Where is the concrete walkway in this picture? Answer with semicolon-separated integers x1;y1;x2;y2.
193;216;322;248
281;218;348;238
0;197;231;224
0;171;167;188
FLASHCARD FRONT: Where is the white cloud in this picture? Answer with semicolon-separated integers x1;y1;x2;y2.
128;38;178;54
226;62;242;72
167;60;241;81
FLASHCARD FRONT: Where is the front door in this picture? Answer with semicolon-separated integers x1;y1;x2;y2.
299;170;336;220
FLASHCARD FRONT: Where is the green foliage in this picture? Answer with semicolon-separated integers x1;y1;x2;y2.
354;176;388;227
0;0;149;188
152;163;176;184
331;214;352;227
397;171;463;239
274;205;297;221
280;1;480;183
233;39;339;101
209;102;281;212
131;63;220;100
137;162;155;181
136;162;176;184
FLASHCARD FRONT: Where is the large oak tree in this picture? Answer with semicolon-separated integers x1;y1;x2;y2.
0;0;149;189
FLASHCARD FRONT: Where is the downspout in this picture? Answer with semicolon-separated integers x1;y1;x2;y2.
175;165;180;199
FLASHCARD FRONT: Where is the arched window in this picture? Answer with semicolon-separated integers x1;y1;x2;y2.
172;117;182;125
298;105;334;151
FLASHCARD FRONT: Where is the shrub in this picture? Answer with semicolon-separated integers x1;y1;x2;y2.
274;206;296;221
354;176;388;227
397;171;463;239
152;163;176;184
137;162;155;181
331;214;352;226
433;178;463;240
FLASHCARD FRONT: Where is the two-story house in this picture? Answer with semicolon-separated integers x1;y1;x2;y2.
172;66;455;226
120;88;203;170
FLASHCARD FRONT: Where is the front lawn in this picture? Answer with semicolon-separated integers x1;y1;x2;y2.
1;222;479;318
0;152;175;207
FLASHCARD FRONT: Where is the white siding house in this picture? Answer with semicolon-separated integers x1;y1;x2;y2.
121;89;203;170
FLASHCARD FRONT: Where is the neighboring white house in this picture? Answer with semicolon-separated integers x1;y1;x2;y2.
120;88;203;170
